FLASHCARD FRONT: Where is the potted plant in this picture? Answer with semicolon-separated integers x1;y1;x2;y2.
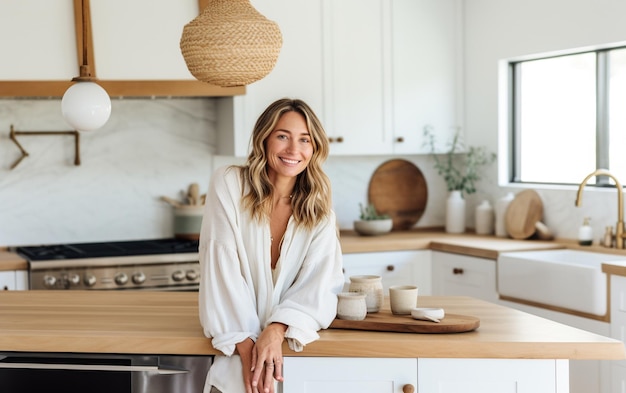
353;203;393;236
423;126;496;233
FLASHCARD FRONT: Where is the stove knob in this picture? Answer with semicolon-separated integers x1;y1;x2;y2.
186;269;199;281
115;272;128;286
43;275;57;288
68;273;81;286
132;272;146;285
84;274;97;287
172;270;185;282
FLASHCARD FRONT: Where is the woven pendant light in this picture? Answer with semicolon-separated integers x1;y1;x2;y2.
180;0;283;87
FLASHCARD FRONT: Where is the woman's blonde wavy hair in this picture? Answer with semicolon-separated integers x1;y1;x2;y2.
237;98;332;229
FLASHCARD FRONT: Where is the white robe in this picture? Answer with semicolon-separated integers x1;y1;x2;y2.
199;165;345;393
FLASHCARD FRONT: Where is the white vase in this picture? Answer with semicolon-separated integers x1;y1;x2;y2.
446;190;466;233
475;200;495;235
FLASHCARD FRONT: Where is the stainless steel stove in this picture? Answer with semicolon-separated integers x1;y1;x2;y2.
16;239;200;291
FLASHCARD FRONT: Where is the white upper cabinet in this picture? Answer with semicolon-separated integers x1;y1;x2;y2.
218;0;463;156
392;0;463;154
322;0;392;155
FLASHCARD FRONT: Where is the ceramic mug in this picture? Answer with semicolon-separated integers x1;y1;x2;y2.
389;285;419;315
336;292;367;321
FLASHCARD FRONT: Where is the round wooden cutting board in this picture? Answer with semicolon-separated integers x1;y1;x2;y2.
367;159;428;230
505;189;544;239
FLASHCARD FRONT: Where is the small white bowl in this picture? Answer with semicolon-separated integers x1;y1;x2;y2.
411;307;445;322
353;219;393;236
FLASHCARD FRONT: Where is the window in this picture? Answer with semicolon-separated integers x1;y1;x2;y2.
510;46;626;186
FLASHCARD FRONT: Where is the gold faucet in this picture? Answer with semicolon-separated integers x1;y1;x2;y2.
576;169;625;249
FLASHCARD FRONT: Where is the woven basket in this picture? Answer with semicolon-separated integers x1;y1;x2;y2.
180;0;283;87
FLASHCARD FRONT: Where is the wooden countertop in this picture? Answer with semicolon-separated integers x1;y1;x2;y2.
0;251;27;271
340;230;565;259
0;291;622;360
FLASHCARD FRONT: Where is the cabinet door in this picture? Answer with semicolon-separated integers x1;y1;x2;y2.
283;357;416;393
611;274;626;390
391;0;462;154
342;250;431;295
612;363;626;393
15;271;28;290
418;358;568;393
0;271;16;291
322;0;393;156
611;275;626;342
0;271;28;291
431;251;497;302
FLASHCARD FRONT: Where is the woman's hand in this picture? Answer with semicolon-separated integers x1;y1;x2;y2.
251;322;287;393
236;337;265;393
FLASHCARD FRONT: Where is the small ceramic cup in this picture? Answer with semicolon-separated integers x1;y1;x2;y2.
389;285;419;315
336;292;367;321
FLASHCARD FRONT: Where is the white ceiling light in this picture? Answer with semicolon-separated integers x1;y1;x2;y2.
61;0;111;132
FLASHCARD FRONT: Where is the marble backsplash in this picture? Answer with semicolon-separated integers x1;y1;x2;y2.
0;98;614;247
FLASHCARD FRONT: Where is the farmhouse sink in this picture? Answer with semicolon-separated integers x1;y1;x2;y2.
498;249;626;316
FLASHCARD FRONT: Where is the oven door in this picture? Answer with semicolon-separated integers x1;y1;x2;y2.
0;352;212;393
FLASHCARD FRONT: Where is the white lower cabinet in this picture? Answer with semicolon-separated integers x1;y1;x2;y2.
431;251;497;302
282;357;568;393
611;275;626;393
612;363;626;393
0;270;28;290
419;358;569;393
342;250;431;295
283;357;416;393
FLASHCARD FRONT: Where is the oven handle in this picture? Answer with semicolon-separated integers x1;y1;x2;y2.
0;361;188;374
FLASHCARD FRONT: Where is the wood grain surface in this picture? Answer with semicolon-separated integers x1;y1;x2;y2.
0;292;623;360
330;310;479;334
368;159;428;230
505;190;543;239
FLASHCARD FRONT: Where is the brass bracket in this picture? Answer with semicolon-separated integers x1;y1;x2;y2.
8;124;81;169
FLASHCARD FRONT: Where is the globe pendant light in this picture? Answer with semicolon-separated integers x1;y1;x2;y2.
61;0;111;132
180;0;283;87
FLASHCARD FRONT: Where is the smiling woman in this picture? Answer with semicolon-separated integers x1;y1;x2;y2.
197;98;344;393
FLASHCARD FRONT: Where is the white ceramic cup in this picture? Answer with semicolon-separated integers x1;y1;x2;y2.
336;292;367;321
389;285;419;315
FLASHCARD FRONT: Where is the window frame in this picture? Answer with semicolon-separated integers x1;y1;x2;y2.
507;46;624;187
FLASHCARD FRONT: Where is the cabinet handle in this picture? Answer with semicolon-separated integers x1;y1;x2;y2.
396;136;404;143
2;286;8;291
336;136;344;143
403;384;415;393
453;267;464;275
386;265;395;272
328;137;334;143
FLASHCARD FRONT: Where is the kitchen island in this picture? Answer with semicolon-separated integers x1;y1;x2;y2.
0;291;623;392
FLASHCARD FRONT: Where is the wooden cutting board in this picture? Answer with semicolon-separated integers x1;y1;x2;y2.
330;309;480;334
505;189;544;239
368;159;428;230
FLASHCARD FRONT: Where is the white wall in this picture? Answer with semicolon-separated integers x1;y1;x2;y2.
464;0;626;241
0;99;217;246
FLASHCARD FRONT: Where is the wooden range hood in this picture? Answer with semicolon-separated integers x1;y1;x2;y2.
0;0;244;98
